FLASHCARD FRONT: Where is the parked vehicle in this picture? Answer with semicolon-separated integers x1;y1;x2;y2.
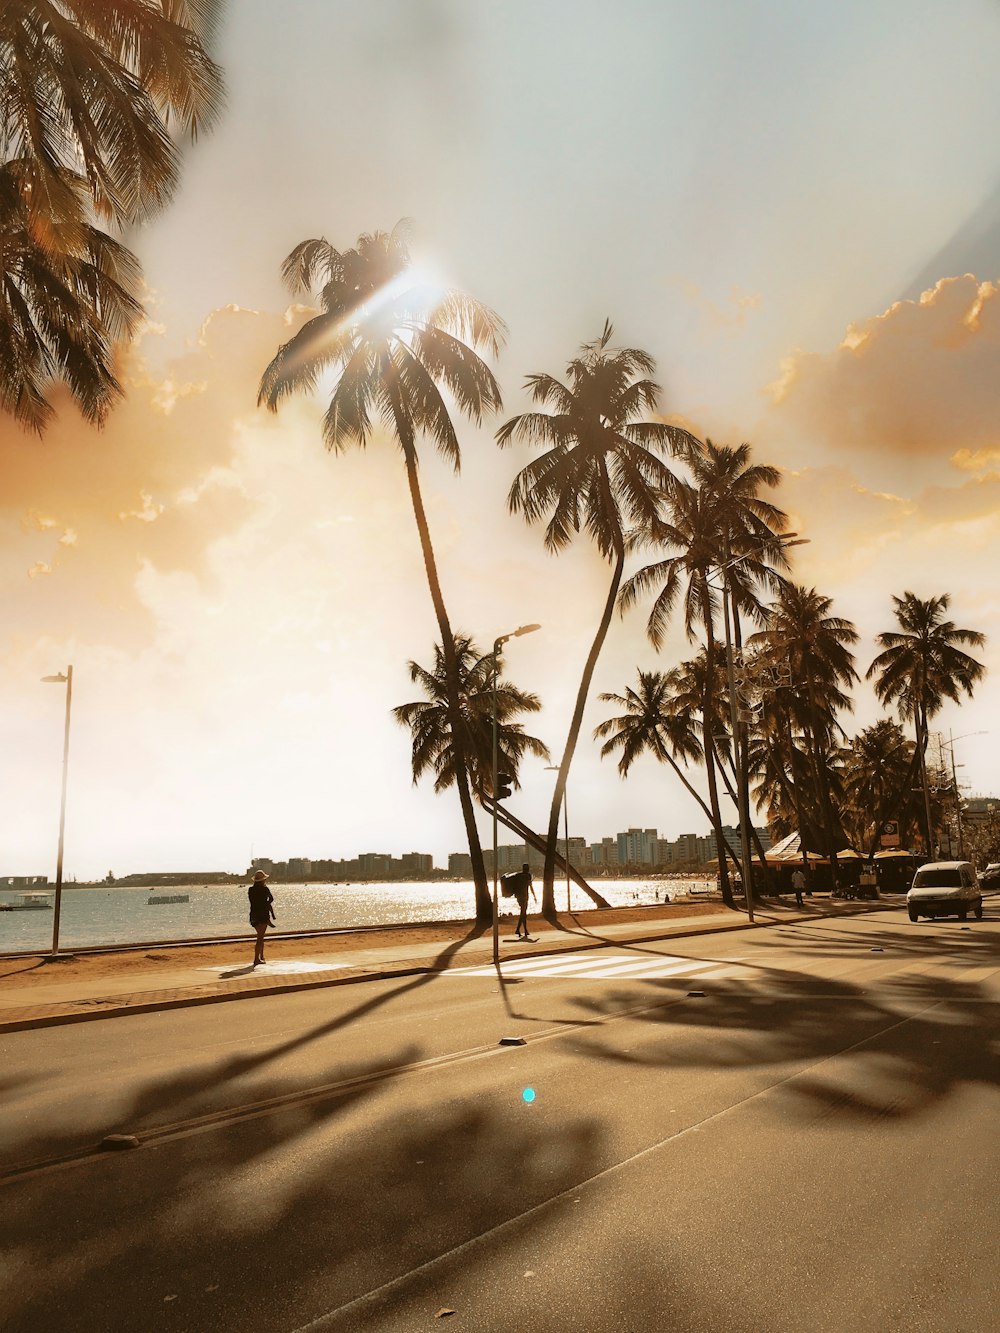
978;863;1000;889
907;861;982;922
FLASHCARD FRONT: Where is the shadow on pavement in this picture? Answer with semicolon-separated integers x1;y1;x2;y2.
570;942;1000;1126
0;1045;603;1333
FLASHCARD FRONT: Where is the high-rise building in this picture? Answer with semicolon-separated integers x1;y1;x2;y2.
617;828;658;866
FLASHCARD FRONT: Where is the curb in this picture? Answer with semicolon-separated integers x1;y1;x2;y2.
0;900;899;1035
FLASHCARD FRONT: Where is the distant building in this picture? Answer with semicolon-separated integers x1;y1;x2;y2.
617;828;657;866
0;875;49;888
287;857;312;879
588;837;618;867
448;852;473;876
400;852;434;874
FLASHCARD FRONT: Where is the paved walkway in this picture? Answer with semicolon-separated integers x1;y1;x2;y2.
0;896;900;1033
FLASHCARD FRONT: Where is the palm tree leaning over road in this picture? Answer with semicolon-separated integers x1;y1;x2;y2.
497;322;694;917
0;0;225;428
867;592;985;856
259;224;507;922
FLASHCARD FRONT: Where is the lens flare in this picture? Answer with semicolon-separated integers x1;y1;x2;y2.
522;1087;536;1104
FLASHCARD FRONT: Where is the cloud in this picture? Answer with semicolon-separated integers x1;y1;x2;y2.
0;304;311;652
763;275;1000;488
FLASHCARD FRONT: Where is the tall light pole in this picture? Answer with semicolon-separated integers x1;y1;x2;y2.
717;535;809;921
491;624;541;966
942;729;986;859
41;665;73;959
545;765;571;913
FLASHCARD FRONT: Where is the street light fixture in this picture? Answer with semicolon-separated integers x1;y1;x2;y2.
491;624;541;966
545;765;571;913
41;665;74;959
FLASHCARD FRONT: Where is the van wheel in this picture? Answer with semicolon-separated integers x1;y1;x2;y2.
908;906;919;922
975;901;983;920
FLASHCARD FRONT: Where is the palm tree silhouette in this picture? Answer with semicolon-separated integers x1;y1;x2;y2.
839;719;918;856
498;321;693;916
259;224;506;921
1;0;224;226
750;584;859;880
867;592;985;855
393;636;549;797
0;2;224;428
595;667;714;814
0;162;144;429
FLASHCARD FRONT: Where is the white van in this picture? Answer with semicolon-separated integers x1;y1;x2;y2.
906;861;982;922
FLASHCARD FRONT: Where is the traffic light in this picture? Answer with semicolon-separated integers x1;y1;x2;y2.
496;772;514;801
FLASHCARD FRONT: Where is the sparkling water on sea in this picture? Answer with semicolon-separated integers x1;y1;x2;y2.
0;877;716;954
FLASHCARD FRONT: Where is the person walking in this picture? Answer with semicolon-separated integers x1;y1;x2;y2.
513;862;537;939
791;867;806;907
248;869;275;966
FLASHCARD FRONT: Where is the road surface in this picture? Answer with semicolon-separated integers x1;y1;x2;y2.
2;910;998;1331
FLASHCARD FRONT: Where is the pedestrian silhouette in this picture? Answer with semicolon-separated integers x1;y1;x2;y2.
248;870;275;965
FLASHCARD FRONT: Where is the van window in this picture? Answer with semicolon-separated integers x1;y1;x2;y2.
913;868;962;888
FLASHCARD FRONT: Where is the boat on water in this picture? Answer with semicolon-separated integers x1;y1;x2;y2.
2;891;55;911
147;893;190;906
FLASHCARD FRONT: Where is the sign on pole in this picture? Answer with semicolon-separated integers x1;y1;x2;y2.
880;819;900;848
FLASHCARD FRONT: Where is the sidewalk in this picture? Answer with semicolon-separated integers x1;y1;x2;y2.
0;896;899;1034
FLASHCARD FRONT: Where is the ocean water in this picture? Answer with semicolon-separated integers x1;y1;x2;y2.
0;876;716;955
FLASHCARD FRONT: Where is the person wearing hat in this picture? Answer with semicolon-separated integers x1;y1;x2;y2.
248;869;275;966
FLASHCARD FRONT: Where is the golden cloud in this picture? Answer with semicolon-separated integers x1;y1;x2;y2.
0;305;311;652
764;275;1000;478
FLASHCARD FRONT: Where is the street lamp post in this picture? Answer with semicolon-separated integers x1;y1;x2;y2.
491;624;541;966
41;665;74;959
545;765;571;913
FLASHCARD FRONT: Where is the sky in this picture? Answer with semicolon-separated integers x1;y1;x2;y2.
3;0;1000;879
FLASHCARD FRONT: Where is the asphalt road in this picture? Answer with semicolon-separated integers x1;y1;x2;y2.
2;909;999;1332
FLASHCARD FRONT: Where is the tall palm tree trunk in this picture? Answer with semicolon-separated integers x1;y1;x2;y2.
701;620;734;908
915;709;935;855
396;431;491;921
542;542;625;919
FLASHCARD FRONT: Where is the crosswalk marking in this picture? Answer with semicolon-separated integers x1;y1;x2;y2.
452;952;745;981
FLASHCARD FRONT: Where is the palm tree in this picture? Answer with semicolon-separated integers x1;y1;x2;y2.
393;636;549;798
867;593;985;855
749;584;859;878
259;224;507;922
0;161;144;429
620;462;787;904
0;0;225;227
1;1;224;426
497;321;693;916
393;637;612;909
595;667;714;815
840;720;918;855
